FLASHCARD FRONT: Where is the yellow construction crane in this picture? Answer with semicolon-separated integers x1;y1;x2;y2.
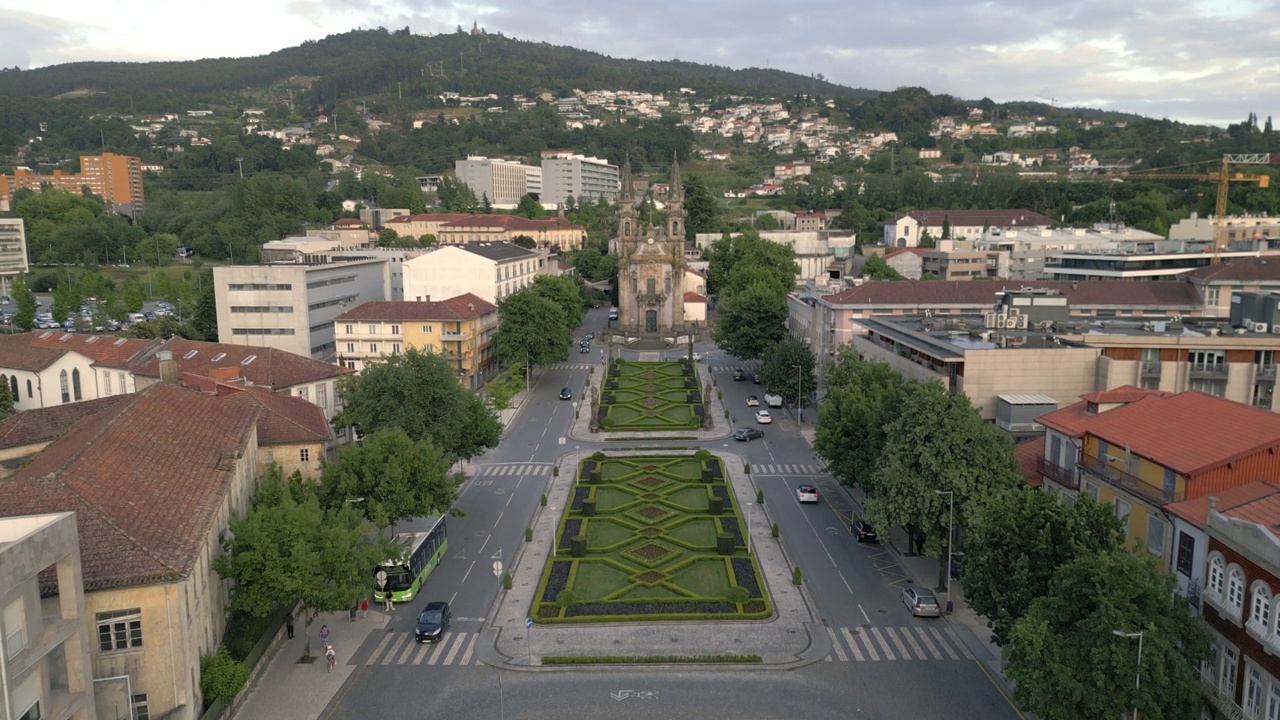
1077;153;1275;263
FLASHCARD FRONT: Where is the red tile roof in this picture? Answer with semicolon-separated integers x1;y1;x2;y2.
0;334;70;371
0;395;132;451
891;209;1053;227
684;292;708;303
439;215;584;232
385;213;472;225
1166;481;1280;529
1014;436;1046;487
822;279;1202;309
0;383;259;591
25;331;157;367
335;293;497;322
884;248;930;259
183;374;331;446
333;218;368;227
1079;387;1174;405
1182;257;1280;283
1218;491;1280;541
131;339;348;390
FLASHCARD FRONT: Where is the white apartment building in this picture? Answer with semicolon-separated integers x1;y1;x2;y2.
455;156;542;208
261;238;424;301
403;242;542;305
539;151;618;206
0;218;29;281
214;258;390;360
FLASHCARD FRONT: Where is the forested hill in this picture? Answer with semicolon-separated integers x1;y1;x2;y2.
0;28;876;111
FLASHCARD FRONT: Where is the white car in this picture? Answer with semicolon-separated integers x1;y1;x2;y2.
754;410;772;424
746;395;760;407
796;485;819;503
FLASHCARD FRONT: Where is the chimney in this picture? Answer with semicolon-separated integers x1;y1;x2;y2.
157;350;179;385
1208;496;1219;511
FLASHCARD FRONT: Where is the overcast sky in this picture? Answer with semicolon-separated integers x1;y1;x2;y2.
1;0;1276;126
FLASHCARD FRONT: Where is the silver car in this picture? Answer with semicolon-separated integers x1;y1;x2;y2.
901;587;942;617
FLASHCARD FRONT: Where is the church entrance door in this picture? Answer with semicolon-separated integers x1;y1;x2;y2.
645;310;657;333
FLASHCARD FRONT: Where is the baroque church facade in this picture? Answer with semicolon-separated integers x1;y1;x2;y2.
615;159;688;335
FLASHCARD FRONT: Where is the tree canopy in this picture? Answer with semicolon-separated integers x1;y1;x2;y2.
711;282;789;361
319;427;458;529
814;351;907;486
493;287;572;373
758;337;815;406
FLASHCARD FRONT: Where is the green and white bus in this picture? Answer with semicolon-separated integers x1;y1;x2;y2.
374;517;448;604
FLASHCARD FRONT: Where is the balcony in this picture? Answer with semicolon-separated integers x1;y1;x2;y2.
1035;456;1080;490
1140;362;1161;377
1078;453;1179;503
1257;365;1277;381
1199;668;1247;720
1189;362;1227;377
441;331;468;341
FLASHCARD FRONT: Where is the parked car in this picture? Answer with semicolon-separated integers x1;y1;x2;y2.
851;520;878;543
559;387;572;400
733;369;747;381
746;395;760;407
796;485;819;503
901;588;942;618
414;601;452;642
764;393;783;407
733;427;764;442
608;307;619;320
754;410;772;424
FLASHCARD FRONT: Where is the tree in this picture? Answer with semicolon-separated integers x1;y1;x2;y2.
436;176;479;213
866;381;1020;589
712;283;789;361
704;229;798;298
511;234;536;249
758;337;815;405
753;213;782;231
52;274;78;323
529;274;584;330
480;193;493;214
122;282;145;312
515;194;547;219
133;232;181;267
682;173;722;241
484;368;525;412
319;428;458;530
12;274;36;331
377;228;400;246
963;486;1123;646
814;353;906;487
214;467;393;660
188;269;218;341
333;347;501;462
859;254;904;280
1006;549;1210;720
0;380;14;419
493;290;571;377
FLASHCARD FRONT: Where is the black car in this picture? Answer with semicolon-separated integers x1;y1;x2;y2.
733;369;747;381
579;345;590;354
414;601;451;643
559;387;572;400
585;332;595;340
751;371;762;384
733;427;764;441
851;519;878;543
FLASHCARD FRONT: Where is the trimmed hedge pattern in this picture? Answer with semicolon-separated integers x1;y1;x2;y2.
598;360;704;431
542;654;763;665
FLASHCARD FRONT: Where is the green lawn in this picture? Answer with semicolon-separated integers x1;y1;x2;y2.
597;360;705;431
532;453;772;623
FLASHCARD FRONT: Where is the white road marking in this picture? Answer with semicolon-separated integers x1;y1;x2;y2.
841;628;865;662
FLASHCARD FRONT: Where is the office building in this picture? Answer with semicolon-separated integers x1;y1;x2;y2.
0;218;29;279
214;258;390;360
540;151;618;206
454;157;542;208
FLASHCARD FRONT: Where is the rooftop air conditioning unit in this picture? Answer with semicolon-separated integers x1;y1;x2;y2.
1254;322;1271;333
1271;325;1280;335
1013;314;1029;329
984;312;998;329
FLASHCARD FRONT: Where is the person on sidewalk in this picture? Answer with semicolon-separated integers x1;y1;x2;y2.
319;624;329;647
285;611;295;639
361;598;369;619
383;590;395;611
349;604;357;622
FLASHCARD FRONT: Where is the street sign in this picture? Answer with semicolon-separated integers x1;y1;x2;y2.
375;569;387;590
525;617;533;629
492;560;504;577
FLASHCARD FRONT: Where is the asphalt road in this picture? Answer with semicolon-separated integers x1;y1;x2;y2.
322;307;1025;720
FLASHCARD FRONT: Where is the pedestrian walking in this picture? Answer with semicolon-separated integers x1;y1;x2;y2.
383;590;395;611
361;598;369;619
349;604;357;622
284;611;295;639
319;624;329;647
325;643;336;673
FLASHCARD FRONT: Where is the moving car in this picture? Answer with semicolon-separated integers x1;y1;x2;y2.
559;387;572;400
733;427;764;441
754;410;772;424
751;371;762;384
584;332;595;340
796;485;819;503
733;369;747;381
414;601;452;642
851;520;878;543
608;307;619;320
746;395;760;407
901;588;942;618
580;345;590;353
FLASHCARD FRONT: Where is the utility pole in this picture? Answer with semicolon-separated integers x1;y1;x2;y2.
236;157;244;179
397;82;402;100
460;53;464;71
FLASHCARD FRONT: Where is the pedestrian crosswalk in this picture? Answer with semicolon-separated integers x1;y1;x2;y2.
474;463;551;477
825;626;975;663
364;630;483;666
711;366;743;373
545;362;595;370
752;463;827;475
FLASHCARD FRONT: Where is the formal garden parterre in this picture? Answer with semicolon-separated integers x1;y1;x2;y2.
532;451;772;623
596;359;707;431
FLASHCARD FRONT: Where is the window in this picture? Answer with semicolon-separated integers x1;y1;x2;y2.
6;375;14;401
1176;532;1195;577
96;609;143;651
1114;498;1131;536
315;385;327;411
346;343;355;353
1145;516;1165;555
1246;665;1264;716
1163;468;1176;498
300;448;311;463
421;325;433;333
1208;287;1220;306
296;387;308;402
59;370;69;403
1268;684;1280;720
392;343;401;354
1229;567;1246;611
18;701;39;720
345;325;353;334
26;379;32;398
369;344;378;353
390;325;399;335
1084;481;1100;501
1209;554;1226;598
368;324;377;334
4;597;25;659
118;372;126;393
103;372;112;396
1222;645;1239;695
132;694;149;720
71;368;82;401
228;283;291;291
1251;583;1272;632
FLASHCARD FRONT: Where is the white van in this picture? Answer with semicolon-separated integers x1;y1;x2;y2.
608;307;619;320
764;393;784;408
127;312;147;324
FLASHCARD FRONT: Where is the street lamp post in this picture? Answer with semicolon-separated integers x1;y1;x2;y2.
793;363;803;422
1112;629;1144;720
935;489;954;613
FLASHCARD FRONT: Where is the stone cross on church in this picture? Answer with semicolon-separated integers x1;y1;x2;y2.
615;158;687;335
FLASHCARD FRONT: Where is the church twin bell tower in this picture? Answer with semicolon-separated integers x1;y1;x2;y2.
616;158;688;335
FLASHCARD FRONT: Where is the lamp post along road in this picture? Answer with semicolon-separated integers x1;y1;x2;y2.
793;363;803;422
935;490;954;612
1112;629;1144;720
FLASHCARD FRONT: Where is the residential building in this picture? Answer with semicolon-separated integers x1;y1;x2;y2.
1045;246;1267;280
0;154;145;215
0;397;132;476
882;209;1053;248
881;248;928;280
1165;481;1279;608
794;210;827;232
539;151;618;206
1184;257;1280;320
261;239;427;301
1035;387;1280;566
403;242;542;305
455;157;542;208
0;218;29;279
435;215;585;251
213;258;390;360
381;214;472;241
976;227;1118;280
0;381;262;720
1169;212;1280;244
921;244;1009;280
1198;491;1280;720
357;207;409;231
333;294;499;388
0;512;97;720
0;333;153;412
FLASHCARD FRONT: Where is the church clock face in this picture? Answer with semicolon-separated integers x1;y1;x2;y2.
646;237;655;245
